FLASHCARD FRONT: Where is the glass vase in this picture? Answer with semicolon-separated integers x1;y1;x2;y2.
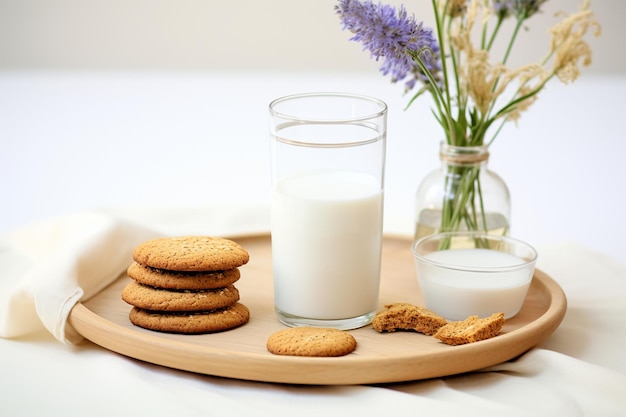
414;143;511;240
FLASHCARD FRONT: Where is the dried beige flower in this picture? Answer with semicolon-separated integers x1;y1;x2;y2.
548;0;601;83
496;64;548;121
465;49;507;116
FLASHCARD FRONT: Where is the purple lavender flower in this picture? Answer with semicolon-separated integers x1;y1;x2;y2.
336;0;441;92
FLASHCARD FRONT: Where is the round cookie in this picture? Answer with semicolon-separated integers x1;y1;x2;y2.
133;236;250;272
127;262;241;290
266;327;357;357
121;281;240;312
129;303;250;334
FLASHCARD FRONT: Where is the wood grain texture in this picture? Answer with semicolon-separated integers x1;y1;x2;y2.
68;234;567;385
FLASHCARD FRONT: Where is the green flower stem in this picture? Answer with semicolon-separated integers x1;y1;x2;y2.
486;17;505;51
410;50;455;143
431;0;455;143
502;14;527;66
439;163;487;250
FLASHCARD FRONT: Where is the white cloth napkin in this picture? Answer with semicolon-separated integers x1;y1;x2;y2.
0;205;271;345
0;211;160;344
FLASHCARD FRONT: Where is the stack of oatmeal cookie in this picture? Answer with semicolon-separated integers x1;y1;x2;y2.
121;236;250;334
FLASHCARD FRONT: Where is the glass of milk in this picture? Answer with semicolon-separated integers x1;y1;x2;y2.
269;92;387;330
412;232;538;321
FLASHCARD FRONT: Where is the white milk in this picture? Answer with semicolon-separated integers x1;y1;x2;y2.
417;248;533;320
271;170;383;320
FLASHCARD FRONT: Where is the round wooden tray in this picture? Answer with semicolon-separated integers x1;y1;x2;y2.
68;234;567;385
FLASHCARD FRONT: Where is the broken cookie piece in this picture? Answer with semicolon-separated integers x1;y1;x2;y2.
371;303;447;335
434;312;505;345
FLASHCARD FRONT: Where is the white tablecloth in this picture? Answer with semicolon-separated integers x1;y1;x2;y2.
1;72;625;416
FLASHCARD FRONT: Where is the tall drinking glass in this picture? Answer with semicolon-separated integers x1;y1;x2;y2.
269;92;387;330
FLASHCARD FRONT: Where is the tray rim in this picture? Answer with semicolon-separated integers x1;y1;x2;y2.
68;233;567;385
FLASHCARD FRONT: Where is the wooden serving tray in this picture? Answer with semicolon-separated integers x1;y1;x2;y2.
68;234;567;385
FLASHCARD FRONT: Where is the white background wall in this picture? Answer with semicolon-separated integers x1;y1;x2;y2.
0;0;620;74
1;1;623;263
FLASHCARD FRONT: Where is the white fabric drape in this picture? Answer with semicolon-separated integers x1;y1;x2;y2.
1;206;625;416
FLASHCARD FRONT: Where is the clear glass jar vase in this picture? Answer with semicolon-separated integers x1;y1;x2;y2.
414;143;511;239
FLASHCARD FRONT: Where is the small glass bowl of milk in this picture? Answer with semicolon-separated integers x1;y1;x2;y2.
412;232;538;321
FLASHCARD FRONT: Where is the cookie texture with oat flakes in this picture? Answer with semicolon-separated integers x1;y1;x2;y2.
434;312;505;345
121;281;240;312
127;262;241;290
132;236;249;272
129;303;250;334
371;303;447;335
266;327;357;357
